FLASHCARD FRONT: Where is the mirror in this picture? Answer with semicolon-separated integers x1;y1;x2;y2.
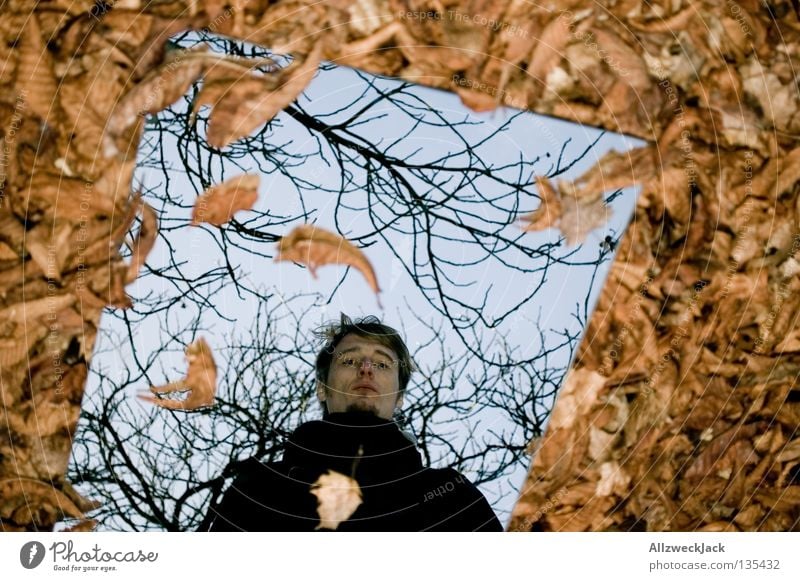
64;31;642;531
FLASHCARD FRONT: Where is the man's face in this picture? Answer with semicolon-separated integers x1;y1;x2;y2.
316;334;403;420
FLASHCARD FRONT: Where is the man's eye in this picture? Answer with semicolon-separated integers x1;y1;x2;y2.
342;358;357;366
375;361;390;370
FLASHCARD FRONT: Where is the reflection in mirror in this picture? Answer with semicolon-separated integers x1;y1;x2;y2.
63;32;642;531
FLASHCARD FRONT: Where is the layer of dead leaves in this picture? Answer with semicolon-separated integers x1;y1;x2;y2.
507;0;800;530
3;0;800;533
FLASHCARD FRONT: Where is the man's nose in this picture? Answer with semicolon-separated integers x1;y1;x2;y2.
358;359;374;375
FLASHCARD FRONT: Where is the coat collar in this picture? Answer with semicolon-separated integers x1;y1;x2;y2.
283;412;423;482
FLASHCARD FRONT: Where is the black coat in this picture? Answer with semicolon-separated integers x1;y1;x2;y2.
205;412;503;531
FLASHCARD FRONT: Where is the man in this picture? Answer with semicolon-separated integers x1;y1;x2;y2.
205;314;502;531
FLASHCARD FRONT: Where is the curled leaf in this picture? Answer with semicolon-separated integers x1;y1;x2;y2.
62;519;98;532
518;175;562;232
17;14;60;123
126;200;158;283
275;224;382;300
105;47;208;154
138;338;217;411
0;479;84;523
519;175;611;245
310;470;363;530
191;174;259;226
196;45;322;148
24;222;73;281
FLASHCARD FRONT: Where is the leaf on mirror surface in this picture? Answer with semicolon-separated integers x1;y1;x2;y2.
310;470;363;530
126;199;158;283
138;338;217;411
191;174;260;226
105;47;209;146
518;175;562;232
196;45;322;148
275;224;382;300
61;519;98;532
519;175;611;245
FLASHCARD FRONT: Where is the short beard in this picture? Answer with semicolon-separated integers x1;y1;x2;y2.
345;401;380;416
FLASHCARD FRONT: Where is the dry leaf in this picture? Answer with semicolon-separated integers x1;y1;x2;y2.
24;222;73;281
519;176;611;245
62;519;98;532
310;470;363;530
275;224;382;300
198;45;322;148
138;338;217;411
105;47;208;155
518;175;562;232
527;16;573;87
126;201;158;283
0;479;84;522
16;14;60;123
191;174;259;226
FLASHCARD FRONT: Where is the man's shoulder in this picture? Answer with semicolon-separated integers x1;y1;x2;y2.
229;455;288;485
421;466;475;487
417;467;504;531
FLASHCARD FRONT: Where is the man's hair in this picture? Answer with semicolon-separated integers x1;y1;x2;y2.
314;313;416;395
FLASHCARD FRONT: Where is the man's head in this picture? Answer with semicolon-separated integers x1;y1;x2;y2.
315;314;415;420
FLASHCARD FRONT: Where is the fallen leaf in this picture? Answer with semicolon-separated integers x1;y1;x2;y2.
0;479;84;523
191;174;259;226
17;14;60;123
105;47;208;154
520;175;613;245
126;201;158;283
275;224;382;299
527;16;572;88
138;338;217;411
310;470;363;530
197;45;322;148
24;222;73;281
518;175;562;232
62;519;98;532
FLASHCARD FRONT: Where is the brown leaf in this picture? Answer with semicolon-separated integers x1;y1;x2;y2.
199;45;322;148
777;438;800;463
105;47;208;153
527;16;572;87
16;14;60;123
0;479;84;522
774;146;800;199
310;470;363;530
19;176;119;220
126;201;158;283
592;28;650;90
520;176;611;245
684;424;762;480
62;519;98;532
518;175;562;232
275;224;382;299
191;174;259;226
24;222;73;282
138;338;217;411
0;241;18;261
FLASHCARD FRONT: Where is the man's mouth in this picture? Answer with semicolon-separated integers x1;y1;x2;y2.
352;383;378;394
